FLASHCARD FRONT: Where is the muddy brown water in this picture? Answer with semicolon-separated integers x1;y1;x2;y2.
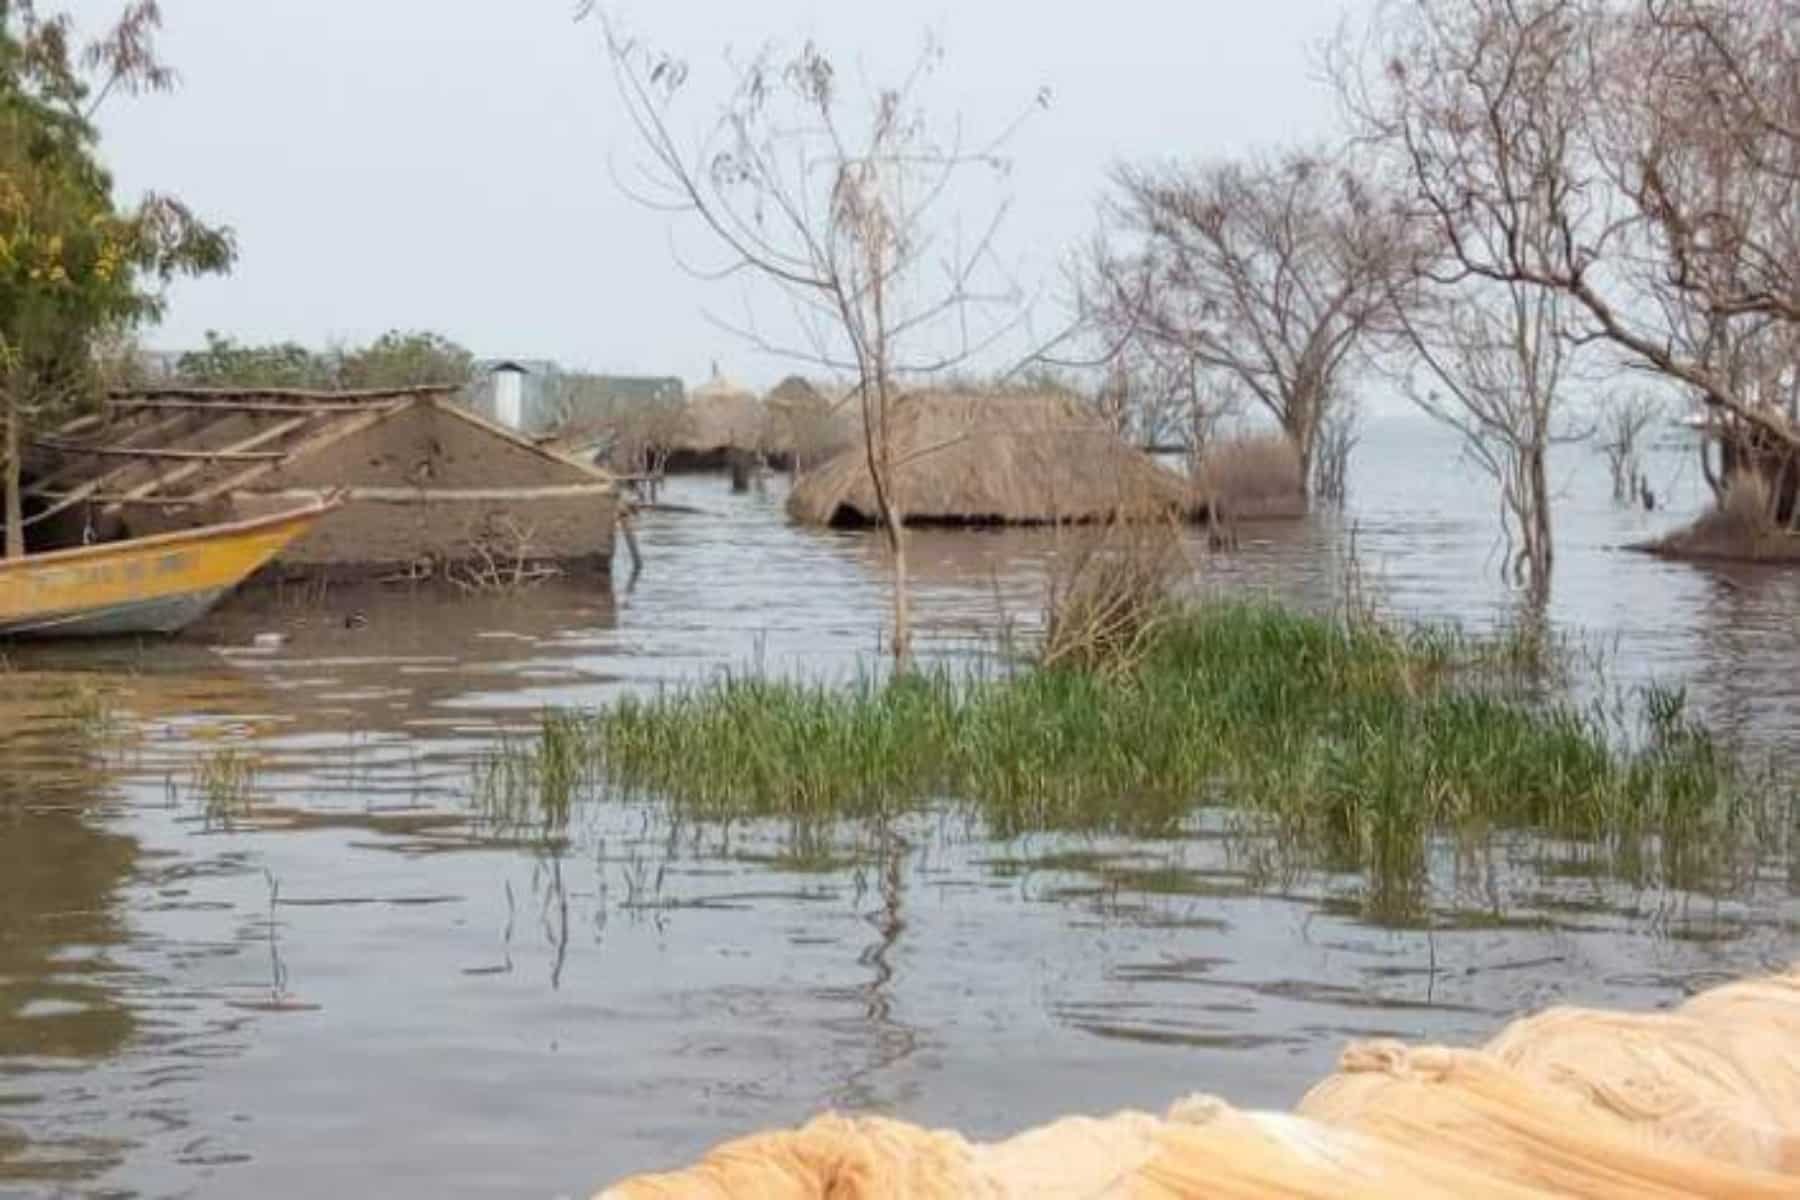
2;416;1797;1198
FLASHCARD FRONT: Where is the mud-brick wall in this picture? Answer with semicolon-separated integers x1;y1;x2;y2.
254;402;617;575
272;493;615;578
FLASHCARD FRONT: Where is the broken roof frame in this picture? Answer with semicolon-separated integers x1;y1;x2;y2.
22;383;613;530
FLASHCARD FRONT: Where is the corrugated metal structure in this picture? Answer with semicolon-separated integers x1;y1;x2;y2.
460;359;685;438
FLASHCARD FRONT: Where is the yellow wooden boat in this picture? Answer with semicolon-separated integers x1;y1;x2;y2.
0;495;341;639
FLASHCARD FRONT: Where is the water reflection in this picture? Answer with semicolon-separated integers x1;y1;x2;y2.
831;834;917;1112
0;680;137;1187
0;417;1795;1196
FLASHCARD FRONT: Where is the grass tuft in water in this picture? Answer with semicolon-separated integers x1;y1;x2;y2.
193;746;259;828
494;602;1787;895
471;709;594;845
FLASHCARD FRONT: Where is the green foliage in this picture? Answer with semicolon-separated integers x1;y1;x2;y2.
504;602;1784;913
0;2;234;553
174;331;336;388
173;329;473;390
0;3;234;373
336;330;472;389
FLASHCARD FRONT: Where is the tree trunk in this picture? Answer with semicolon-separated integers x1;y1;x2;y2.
728;448;753;493
1527;443;1552;584
1717;425;1800;523
887;508;911;668
3;393;22;560
1284;416;1315;506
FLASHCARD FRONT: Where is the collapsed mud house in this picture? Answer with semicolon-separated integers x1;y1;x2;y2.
19;384;620;584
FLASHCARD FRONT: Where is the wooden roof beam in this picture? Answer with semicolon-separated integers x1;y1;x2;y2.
28;439;290;461
108;383;462;402
106;397;417;415
25;415;319;528
24;408;215;495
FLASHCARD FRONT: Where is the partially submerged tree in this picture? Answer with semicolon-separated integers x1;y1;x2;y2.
1344;0;1800;539
1088;148;1408;502
0;1;233;557
1597;390;1661;506
1390;271;1581;592
1088;344;1239;460
597;14;1045;663
1345;0;1587;593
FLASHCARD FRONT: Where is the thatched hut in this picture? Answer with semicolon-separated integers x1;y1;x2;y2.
786;389;1194;528
666;365;767;471
765;376;862;474
766;375;825;415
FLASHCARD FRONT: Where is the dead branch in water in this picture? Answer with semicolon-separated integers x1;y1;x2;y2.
447;514;563;594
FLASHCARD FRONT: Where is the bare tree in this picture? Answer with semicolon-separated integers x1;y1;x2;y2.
1351;8;1589;597
1606;0;1800;519
596;15;1044;664
1087;147;1408;501
1608;1;1800;332
1088;349;1235;456
1312;389;1360;507
1389;269;1581;591
1597;390;1662;505
1342;0;1800;528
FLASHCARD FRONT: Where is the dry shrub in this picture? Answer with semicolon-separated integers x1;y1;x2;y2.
1193;432;1306;519
1041;513;1192;675
1718;471;1776;535
1661;470;1786;560
448;514;563;593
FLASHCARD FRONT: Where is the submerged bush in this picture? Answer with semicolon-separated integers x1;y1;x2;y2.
492;602;1785;902
1041;514;1190;676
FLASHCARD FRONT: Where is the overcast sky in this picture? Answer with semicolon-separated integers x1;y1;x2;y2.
78;1;1359;391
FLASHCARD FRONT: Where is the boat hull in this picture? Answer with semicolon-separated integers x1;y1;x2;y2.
0;586;232;638
0;499;337;640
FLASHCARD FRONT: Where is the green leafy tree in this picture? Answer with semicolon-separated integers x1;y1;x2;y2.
0;0;233;557
173;329;473;390
174;330;335;388
335;329;472;389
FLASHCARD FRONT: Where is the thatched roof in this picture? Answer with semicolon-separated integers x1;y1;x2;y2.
766;375;825;413
673;368;765;454
762;376;866;464
786;389;1193;527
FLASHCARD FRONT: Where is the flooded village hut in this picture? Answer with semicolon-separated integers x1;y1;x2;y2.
785;389;1196;528
19;384;620;581
765;375;862;474
664;368;770;471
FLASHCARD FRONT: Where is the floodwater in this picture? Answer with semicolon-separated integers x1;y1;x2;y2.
1;415;1796;1198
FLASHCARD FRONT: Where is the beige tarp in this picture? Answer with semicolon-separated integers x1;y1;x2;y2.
597;964;1800;1198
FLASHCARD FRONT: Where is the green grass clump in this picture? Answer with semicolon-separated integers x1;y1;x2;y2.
492;602;1783;896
